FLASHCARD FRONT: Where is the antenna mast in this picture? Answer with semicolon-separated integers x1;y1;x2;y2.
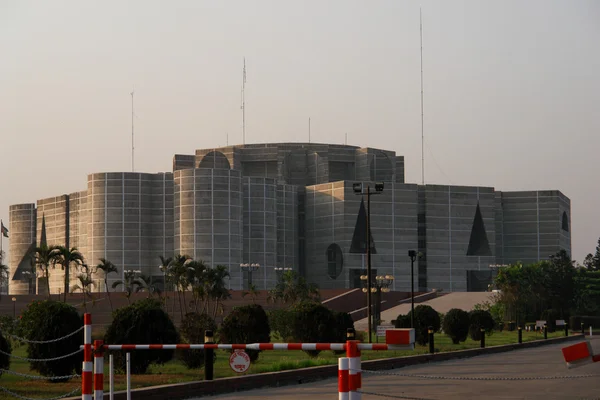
241;58;246;145
308;117;311;143
131;88;135;172
420;8;425;185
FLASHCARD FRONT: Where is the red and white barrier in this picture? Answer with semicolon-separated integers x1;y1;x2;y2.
84;318;415;399
82;314;92;400
94;340;104;400
562;341;600;369
338;357;349;400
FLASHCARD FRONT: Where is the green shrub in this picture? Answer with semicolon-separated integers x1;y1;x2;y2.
393;314;410;329
441;308;469;344
332;311;355;355
19;300;81;380
394;305;440;345
0;329;11;374
219;304;270;362
569;315;600;330
267;309;295;341
289;302;336;357
179;313;217;369
469;310;495;341
104;298;179;374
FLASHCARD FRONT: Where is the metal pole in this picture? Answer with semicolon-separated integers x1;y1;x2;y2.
126;352;131;400
109;354;114;400
204;330;214;380
366;187;372;344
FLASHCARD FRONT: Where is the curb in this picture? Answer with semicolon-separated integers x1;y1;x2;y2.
65;334;583;400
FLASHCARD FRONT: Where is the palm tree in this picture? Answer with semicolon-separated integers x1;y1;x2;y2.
242;283;260;304
169;254;192;319
70;265;94;312
53;246;85;302
34;244;60;298
268;270;319;305
208;265;231;317
158;256;174;315
137;273;162;298
111;270;143;305
95;258;118;312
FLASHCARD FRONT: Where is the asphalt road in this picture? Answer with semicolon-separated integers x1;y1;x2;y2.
192;338;600;400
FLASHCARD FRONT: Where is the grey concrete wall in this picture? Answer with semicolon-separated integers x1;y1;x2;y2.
174;168;243;288
242;177;277;290
305;181;418;291
499;190;571;265
421;185;496;292
276;184;299;274
36;194;69;294
8;203;36;295
87;172;172;292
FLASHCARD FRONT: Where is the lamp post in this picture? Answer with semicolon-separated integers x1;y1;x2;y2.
360;274;394;334
408;250;417;329
353;181;384;344
11;297;16;318
240;263;260;289
158;265;168;292
274;267;292;278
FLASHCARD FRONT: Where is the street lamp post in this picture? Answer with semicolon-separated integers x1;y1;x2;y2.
274;267;292;278
240;263;260;289
408;250;417;328
11;297;16;318
354;180;384;344
360;274;394;335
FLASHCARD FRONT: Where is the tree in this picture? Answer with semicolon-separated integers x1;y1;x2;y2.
104;298;179;374
242;283;260;304
395;305;440;345
469;310;495;341
219;304;270;362
95;258;118;312
19;300;82;380
267;270;320;305
179;312;217;369
586;238;600;271
545;250;577;318
0;262;8;302
111;270;144;304
70;264;94;312
169;254;193;318
34;244;60;298
442;309;470;344
52;246;85;302
136;273;163;298
288;302;336;357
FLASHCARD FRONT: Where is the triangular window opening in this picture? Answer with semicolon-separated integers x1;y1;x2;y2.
349;198;376;254
466;202;492;256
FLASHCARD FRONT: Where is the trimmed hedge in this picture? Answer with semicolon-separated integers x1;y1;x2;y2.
19;300;82;380
468;310;495;341
104;298;179;374
394;305;440;345
289;302;337;357
219;304;270;363
442;308;469;344
569;316;600;330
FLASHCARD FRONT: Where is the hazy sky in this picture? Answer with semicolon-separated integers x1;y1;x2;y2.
1;0;599;263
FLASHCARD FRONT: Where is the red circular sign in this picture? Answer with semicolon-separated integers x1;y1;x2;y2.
229;349;251;373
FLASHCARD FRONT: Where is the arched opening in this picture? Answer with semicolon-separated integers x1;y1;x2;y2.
198;151;231;170
562;211;569;232
326;243;344;279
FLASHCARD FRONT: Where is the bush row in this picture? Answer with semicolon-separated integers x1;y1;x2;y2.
394;305;495;345
8;298;355;379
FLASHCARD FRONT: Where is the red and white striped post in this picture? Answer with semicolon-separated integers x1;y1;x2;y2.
82;313;93;400
338;357;349;400
346;340;361;400
94;340;104;400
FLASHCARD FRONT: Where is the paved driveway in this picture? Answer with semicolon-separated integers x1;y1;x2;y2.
193;338;600;399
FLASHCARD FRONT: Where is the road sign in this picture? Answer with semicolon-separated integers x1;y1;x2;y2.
376;325;394;337
229;349;251;373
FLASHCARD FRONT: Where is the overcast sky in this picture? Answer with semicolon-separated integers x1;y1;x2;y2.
1;0;599;264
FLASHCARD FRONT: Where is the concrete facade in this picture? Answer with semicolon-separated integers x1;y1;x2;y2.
7;143;571;294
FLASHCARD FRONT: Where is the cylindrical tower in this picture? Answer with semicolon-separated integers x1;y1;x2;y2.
243;177;277;290
88;172;172;291
8;204;37;295
174;168;243;288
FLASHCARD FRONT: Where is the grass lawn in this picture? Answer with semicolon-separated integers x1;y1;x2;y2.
0;330;570;400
